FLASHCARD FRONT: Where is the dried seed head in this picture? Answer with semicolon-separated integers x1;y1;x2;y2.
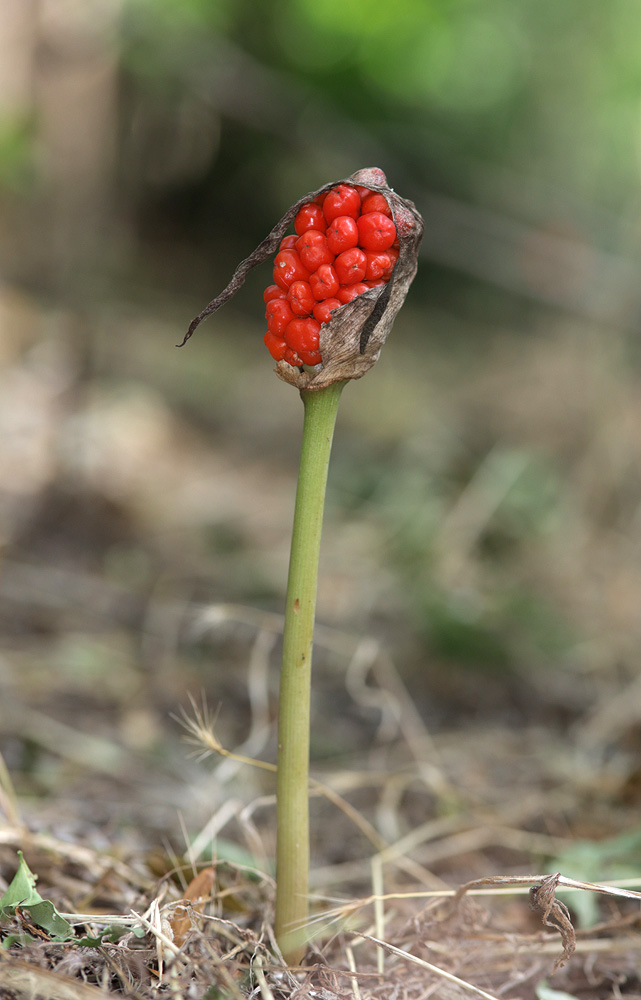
181;168;424;390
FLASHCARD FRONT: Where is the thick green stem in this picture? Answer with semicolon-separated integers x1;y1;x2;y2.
275;380;345;963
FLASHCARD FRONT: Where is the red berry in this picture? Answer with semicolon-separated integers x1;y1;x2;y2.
361;193;392;217
334;247;367;285
357;212;397;251
299;347;322;366
294;203;325;235
382;247;399;277
364;251;391;281
313;297;342;324
266;298;295;335
309;263;340;300
323;184;361;224
264;284;286;303
326;215;359;255
285;317;321;354
264;180;399;367
296;230;334;272
337;283;368;303
273;249;310;290
264;330;288;361
288;280;315;317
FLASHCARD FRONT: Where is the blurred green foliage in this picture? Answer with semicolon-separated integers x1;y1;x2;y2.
86;0;641;337
552;826;641;926
118;0;641;205
2;0;640;309
0;116;35;193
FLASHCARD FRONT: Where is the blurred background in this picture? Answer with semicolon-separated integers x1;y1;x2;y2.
2;0;641;872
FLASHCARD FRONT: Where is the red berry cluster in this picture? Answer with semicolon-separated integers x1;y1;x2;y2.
263;184;398;367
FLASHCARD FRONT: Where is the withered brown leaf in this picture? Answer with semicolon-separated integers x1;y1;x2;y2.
169;865;216;948
529;872;576;971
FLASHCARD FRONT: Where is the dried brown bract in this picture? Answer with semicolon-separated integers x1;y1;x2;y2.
529;872;576;971
181;167;424;390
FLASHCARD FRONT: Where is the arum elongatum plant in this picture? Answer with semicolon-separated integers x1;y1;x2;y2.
182;168;423;963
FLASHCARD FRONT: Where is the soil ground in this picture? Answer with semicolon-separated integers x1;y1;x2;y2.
1;284;641;998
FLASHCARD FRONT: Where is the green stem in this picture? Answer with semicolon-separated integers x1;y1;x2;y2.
275;380;345;963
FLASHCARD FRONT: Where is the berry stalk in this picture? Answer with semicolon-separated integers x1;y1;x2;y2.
275;379;345;963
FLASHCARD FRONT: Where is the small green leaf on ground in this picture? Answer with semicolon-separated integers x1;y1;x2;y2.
0;851;73;940
77;924;146;946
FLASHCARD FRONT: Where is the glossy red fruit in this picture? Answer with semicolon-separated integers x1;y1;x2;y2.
313;297;342;324
266;298;295;335
273;249;310;290
284;317;321;354
357;212;397;251
364;251;391;281
322;184;361;224
309;263;340;301
382;247;399;277
361;193;392;217
299;347;322;366
334;247;367;285
294;203;325;235
263;177;403;367
288;280;315;317
326;215;359;255
337;282;368;304
264;284;286;303
264;330;288;361
295;230;334;272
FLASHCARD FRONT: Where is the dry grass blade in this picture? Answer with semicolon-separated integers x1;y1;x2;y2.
253;954;275;1000
353;932;502;1000
178;694;276;773
345;945;362;1000
555;874;641;902
179;694;396;854
130;905;181;963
